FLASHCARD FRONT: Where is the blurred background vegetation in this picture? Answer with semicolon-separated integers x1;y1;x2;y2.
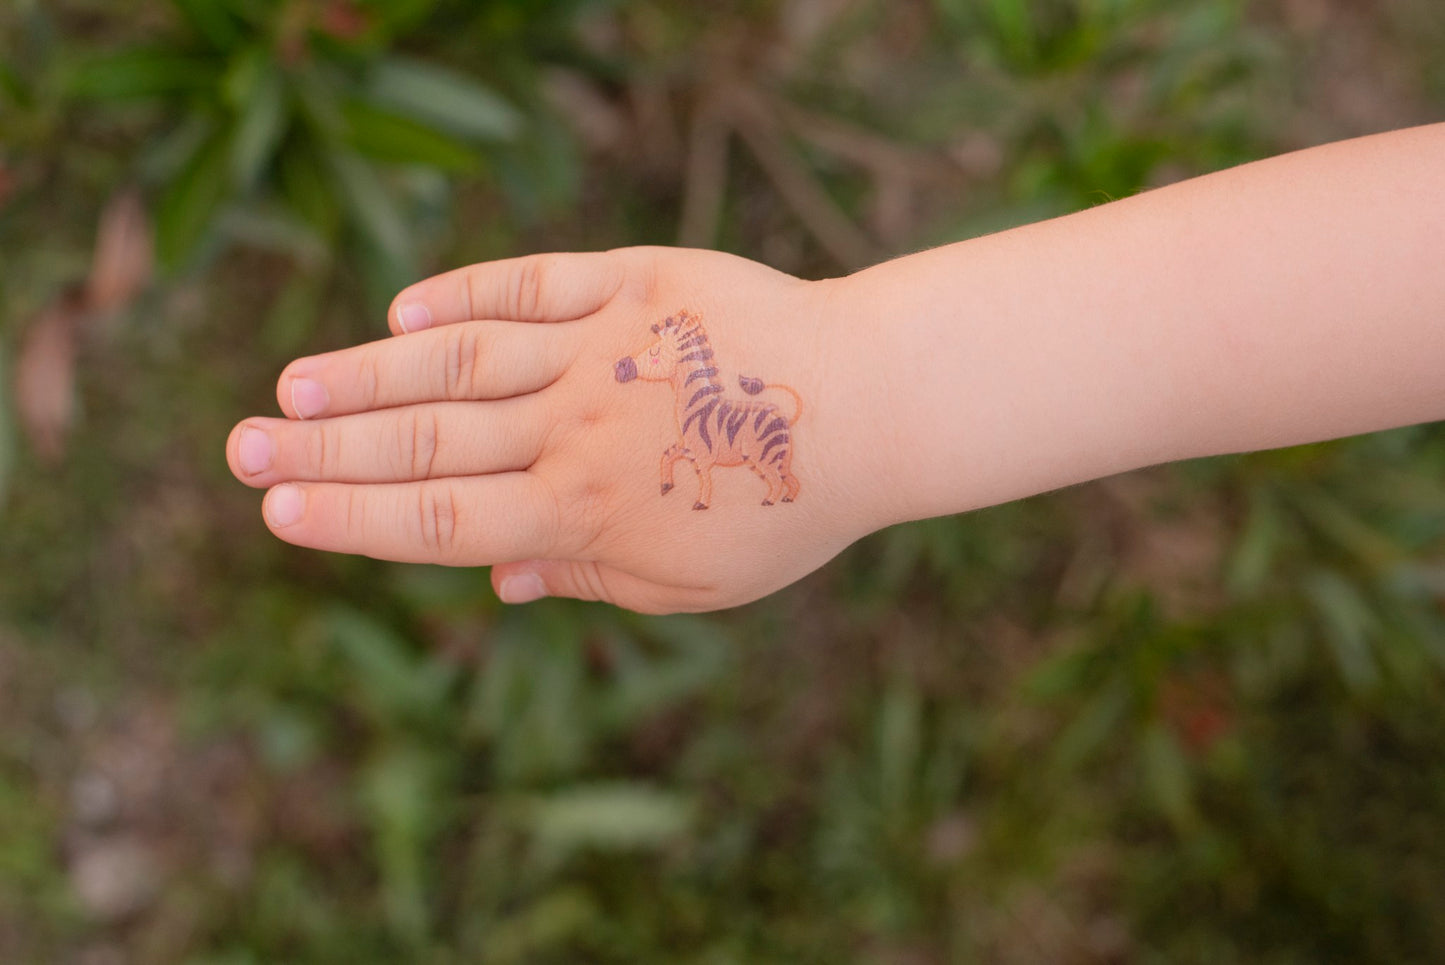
2;0;1444;961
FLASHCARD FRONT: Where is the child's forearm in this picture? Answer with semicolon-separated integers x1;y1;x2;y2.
835;123;1445;525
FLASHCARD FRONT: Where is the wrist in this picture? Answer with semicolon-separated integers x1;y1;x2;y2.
821;219;1181;529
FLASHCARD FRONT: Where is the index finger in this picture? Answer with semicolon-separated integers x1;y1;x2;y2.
388;251;628;334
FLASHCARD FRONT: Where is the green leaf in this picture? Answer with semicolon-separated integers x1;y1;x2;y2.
599;615;731;729
466;618;590;786
0;61;26;105
361;0;441;35
875;680;924;828
254;704;323;773
516;783;694;855
326;149;411;261
1051;678;1131;773
360;743;444;943
481;888;598;962
1225;487;1283;597
341;100;480;172
1302;569;1380;693
984;0;1037;65
139;113;215;184
1140;722;1198;832
363;55;522;142
1293;486;1402;571
65;48;217;100
171;0;242;51
155;126;232;268
320;606;454;721
1023;643;1102;701
278;143;341;236
227;54;288;189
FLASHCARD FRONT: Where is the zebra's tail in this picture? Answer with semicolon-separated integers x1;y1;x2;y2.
739;375;803;425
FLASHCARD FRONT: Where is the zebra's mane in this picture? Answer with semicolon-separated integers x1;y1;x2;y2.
651;311;705;344
654;312;766;396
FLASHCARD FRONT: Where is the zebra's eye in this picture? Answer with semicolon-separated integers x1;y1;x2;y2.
648;346;661;358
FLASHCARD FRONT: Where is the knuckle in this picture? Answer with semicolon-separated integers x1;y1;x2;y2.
305;423;341;476
568;561;608;603
360;355;381;409
513;255;549;318
344;487;364;537
609;247;655;305
407;409;441;479
416;484;460;555
442;326;481;400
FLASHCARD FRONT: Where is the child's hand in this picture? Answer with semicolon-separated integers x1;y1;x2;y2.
227;248;889;613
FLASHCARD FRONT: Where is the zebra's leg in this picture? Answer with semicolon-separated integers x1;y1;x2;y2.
778;452;800;502
744;460;778;506
781;472;800;502
757;462;784;506
693;461;713;510
659;443;687;496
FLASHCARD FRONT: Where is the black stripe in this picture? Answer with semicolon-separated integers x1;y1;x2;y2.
760;433;789;461
687;384;722;407
679;349;714;364
754;408;772;432
685;366;718;386
676;335;707;351
682;398;718;437
769;448;787;465
726;409;749;445
714;401;732;436
758;417;788;438
697;411;713;450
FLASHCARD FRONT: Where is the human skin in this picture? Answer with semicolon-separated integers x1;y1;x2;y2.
226;122;1445;613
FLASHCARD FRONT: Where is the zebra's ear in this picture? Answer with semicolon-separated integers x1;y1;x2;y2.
650;323;660;333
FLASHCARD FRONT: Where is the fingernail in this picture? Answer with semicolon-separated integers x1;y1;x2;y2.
265;484;304;528
291;378;328;419
237;427;273;476
397;302;432;333
499;573;547;604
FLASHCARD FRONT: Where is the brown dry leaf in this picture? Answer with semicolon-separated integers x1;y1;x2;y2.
0;160;15;211
15;289;84;463
86;188;153;316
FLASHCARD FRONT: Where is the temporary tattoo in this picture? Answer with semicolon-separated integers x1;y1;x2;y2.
614;310;802;510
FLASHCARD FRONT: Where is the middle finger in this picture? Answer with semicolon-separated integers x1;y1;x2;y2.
229;398;548;487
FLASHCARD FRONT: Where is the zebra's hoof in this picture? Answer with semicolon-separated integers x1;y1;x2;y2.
761;499;774;507
781;496;793;503
692;501;708;511
661;483;674;496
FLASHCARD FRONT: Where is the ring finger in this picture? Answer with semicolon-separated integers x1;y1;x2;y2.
277;320;577;420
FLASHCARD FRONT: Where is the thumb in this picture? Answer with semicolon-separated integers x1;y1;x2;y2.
491;560;689;614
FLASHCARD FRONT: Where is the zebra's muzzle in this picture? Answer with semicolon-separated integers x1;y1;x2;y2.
614;357;638;383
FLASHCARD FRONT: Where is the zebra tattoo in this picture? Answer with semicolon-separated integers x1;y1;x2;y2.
614;310;802;510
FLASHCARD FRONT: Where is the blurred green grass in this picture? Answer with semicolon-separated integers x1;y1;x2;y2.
3;0;1445;961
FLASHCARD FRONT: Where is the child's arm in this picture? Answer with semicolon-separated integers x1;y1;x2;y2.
840;121;1445;526
226;122;1445;613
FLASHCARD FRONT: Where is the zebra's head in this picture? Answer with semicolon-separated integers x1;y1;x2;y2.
614;311;705;384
